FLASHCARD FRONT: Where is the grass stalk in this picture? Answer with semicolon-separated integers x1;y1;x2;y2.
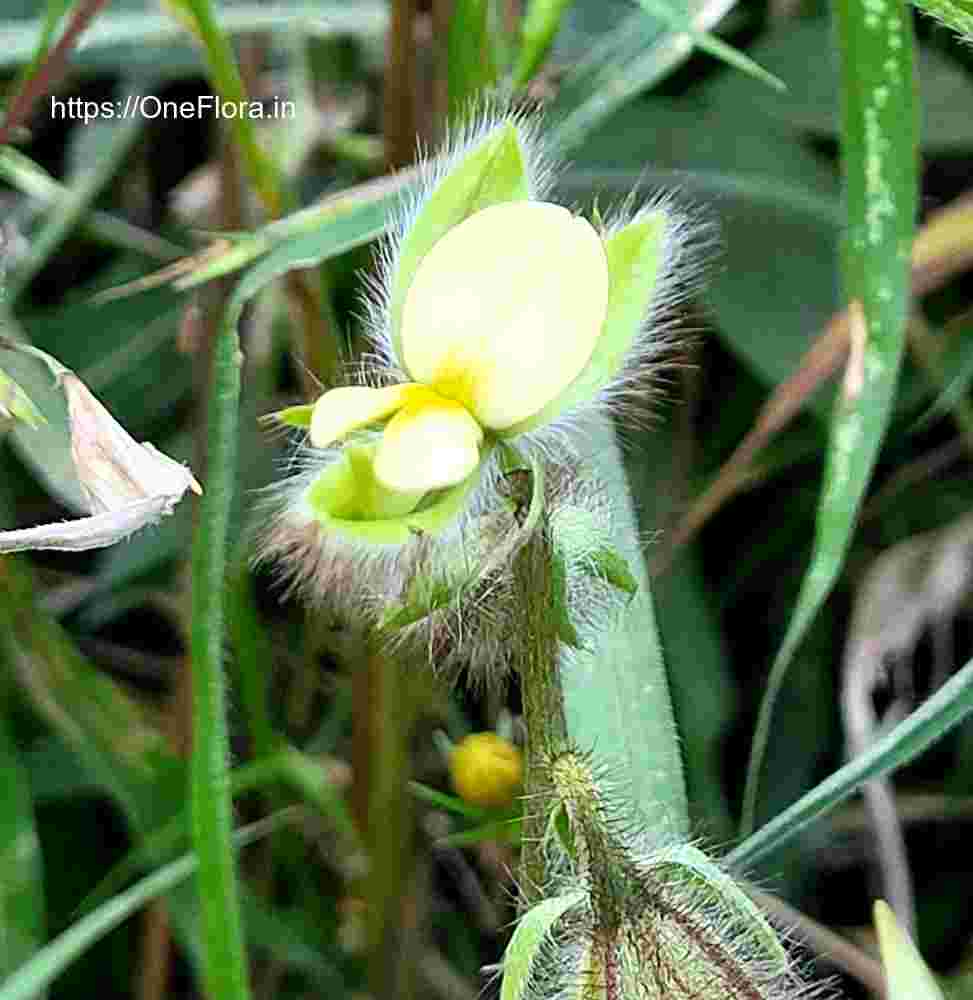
188;313;251;1000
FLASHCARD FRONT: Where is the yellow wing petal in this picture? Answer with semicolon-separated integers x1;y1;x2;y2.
400;201;609;430
309;384;414;448
374;398;483;493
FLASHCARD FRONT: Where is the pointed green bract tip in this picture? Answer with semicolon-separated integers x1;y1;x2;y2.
874;900;945;1000
303;442;490;545
389;122;532;367
0;368;45;428
267;403;313;429
498;209;670;437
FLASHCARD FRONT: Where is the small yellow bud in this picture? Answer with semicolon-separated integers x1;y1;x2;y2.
450;732;524;809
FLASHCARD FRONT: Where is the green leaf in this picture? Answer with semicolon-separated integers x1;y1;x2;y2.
182;183;402;292
633;0;783;91
874;900;946;1000
560;417;688;840
437;816;522;847
741;0;918;835
700;17;973;152
0;704;44;979
502;211;668;437
729;650;973;870
499;891;586;1000
389;123;530;364
447;0;497;117
512;0;576;87
653;551;736;839
558;160;842;413
409;781;492;820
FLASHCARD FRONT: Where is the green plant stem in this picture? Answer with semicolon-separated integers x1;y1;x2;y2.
516;514;568;905
352;633;418;1000
189;317;251;1000
169;0;282;218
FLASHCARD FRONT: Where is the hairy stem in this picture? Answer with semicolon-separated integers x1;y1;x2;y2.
515;510;568;905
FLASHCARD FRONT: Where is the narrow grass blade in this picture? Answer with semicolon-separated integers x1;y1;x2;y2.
0;814;290;1000
512;0;576;87
0;148;183;260
177;176;408;291
740;0;918;835
549;0;777;154
634;0;784;90
164;0;281;216
0;700;44;979
728;650;973;869
0;1;386;70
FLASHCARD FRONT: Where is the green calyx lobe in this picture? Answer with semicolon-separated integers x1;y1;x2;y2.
304;442;490;545
269;403;313;429
389;123;531;368
499;211;669;438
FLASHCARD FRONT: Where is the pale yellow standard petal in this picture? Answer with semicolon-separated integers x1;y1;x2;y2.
374;398;483;493
400;201;609;430
309;384;414;448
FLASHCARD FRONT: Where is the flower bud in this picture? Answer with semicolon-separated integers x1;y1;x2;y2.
450;732;524;809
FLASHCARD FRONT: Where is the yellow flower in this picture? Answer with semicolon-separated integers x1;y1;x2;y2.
309;201;609;494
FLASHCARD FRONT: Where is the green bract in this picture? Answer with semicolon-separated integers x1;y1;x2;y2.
388;122;531;366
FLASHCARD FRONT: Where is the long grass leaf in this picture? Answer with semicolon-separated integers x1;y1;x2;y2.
740;0;918;834
729;653;973;869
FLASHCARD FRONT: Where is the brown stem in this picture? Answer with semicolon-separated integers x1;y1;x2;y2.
384;0;420;170
0;0;110;146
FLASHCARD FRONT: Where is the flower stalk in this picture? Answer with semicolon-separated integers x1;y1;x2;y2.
513;487;569;904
